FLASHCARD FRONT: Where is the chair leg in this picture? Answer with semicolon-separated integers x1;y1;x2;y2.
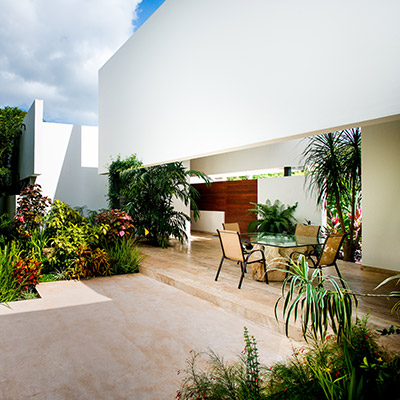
334;263;346;288
238;261;246;289
215;256;225;281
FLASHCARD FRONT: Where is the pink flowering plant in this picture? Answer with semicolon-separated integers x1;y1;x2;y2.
94;209;134;244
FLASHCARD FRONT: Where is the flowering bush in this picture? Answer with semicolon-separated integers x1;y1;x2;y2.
13;257;42;291
95;209;134;243
14;184;51;236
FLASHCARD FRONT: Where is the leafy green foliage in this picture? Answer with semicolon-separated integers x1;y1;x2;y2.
0;213;17;247
115;158;209;248
62;246;111;279
45;200;107;271
248;199;298;234
275;256;358;342
105;237;144;275
0;106;26;196
0;242;23;302
14;184;52;237
177;327;267;400
40;273;59;282
46;199;87;233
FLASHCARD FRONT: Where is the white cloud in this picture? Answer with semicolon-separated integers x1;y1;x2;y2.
0;0;142;125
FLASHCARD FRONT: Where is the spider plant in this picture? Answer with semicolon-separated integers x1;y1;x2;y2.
274;256;358;342
374;274;400;316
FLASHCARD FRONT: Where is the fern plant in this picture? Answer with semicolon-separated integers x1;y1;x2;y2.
248;199;298;234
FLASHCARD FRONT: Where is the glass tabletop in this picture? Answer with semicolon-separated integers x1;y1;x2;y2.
240;232;321;248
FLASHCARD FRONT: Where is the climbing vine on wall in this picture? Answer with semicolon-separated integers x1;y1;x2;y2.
107;154;142;209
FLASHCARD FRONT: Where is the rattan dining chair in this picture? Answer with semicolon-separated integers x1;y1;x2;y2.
294;224;321;256
216;229;268;289
222;222;241;232
291;233;346;287
295;224;321;238
222;222;254;252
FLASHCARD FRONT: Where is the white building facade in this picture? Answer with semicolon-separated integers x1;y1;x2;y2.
98;0;400;272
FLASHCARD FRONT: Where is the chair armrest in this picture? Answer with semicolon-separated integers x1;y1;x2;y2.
245;249;266;263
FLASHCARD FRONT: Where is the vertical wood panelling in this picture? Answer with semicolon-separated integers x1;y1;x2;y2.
226;180;257;233
192;180;257;233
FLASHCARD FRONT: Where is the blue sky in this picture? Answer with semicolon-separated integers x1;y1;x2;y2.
134;0;166;32
0;0;166;126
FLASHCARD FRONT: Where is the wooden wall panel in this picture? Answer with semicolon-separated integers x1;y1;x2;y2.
193;182;227;211
226;180;257;233
192;180;257;233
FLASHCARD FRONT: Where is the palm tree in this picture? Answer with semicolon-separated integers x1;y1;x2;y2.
119;161;210;248
302;129;361;261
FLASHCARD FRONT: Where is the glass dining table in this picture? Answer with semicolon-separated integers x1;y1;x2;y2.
239;232;321;281
240;232;321;248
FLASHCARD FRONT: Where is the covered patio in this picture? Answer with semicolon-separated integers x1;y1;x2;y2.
140;232;400;351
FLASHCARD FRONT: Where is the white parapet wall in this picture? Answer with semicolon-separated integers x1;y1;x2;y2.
257;175;323;227
191;210;225;234
19;100;108;211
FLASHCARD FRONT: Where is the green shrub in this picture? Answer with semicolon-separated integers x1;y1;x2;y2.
61;246;111;280
40;273;59;282
0;242;23;302
0;213;16;248
45;199;86;233
45;200;108;272
177;327;267;400
106;237;144;275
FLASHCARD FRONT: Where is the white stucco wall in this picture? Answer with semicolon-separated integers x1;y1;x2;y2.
19;100;108;211
19;100;37;180
258;175;323;227
99;0;400;172
362;120;400;272
191;210;225;233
